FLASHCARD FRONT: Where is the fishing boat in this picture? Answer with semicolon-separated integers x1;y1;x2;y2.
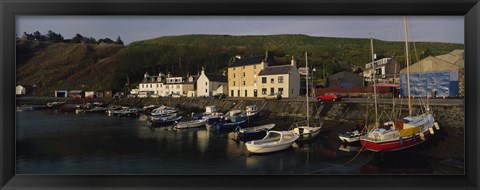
289;52;322;141
245;130;298;153
82;107;108;114
174;118;207;129
228;105;260;122
151;106;178;117
245;105;260;119
212;120;246;132
235;123;275;141
112;107;139;117
359;16;440;152
192;106;223;120
46;101;66;108
202;112;224;125
338;120;367;143
149;115;182;126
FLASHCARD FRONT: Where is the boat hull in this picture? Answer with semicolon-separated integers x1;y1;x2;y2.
246;142;294;153
360;131;432;152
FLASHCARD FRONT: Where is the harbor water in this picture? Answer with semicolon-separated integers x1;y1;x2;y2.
16;110;463;175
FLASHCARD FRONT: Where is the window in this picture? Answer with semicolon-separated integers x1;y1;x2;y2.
177;85;180;89
254;65;256;69
271;78;274;84
254;80;256;84
157;84;159;87
243;81;246;85
233;81;236;86
242;72;245;77
270;88;274;94
262;88;267;95
278;88;284;95
205;82;208;86
233;73;236;78
150;84;152;88
242;66;245;69
233;67;235;70
262;77;266;84
245;90;247;97
205;89;208;93
278;76;284;83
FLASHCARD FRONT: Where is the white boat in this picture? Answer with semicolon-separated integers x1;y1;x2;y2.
245;130;298;153
338;130;362;143
151;106;178;116
112;107;139;117
174;119;207;129
289;52;322;141
46;101;66;108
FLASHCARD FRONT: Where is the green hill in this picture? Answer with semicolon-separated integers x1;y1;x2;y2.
16;34;464;96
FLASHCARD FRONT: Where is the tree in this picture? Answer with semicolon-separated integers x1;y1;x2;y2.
46;30;64;42
116;36;124;45
32;31;45;41
98;38;114;44
72;33;84;43
84;37;97;44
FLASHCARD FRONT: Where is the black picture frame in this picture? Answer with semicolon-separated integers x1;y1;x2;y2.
1;0;478;189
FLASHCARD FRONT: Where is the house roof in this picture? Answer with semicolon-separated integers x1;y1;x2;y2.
230;53;276;67
258;65;293;76
400;56;461;74
205;73;227;82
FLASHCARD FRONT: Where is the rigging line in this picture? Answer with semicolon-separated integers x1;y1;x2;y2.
407;17;420;63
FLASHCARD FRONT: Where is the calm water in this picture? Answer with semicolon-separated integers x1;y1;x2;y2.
16;110;448;174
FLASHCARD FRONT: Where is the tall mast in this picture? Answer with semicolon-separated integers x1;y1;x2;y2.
404;16;412;116
370;36;379;127
305;52;309;126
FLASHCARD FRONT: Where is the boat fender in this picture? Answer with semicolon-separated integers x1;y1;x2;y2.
434;122;440;130
419;133;425;141
429;127;434;135
399;137;404;146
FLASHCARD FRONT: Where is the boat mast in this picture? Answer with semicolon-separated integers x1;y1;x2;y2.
404;16;413;116
305;51;309;126
370;35;379;127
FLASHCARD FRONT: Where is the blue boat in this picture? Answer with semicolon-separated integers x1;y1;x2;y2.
236;123;275;141
149;115;182;127
213;120;246;132
203;115;223;125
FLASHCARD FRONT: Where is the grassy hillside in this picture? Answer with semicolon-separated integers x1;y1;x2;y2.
16;34;464;96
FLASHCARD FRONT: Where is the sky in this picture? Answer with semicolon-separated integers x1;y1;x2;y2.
16;16;464;45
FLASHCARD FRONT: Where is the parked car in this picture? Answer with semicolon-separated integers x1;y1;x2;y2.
172;94;181;98
212;93;226;99
265;93;282;100
317;92;342;102
150;94;160;98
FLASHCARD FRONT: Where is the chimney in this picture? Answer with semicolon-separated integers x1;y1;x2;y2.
144;72;149;78
291;55;296;67
235;55;242;60
201;67;205;75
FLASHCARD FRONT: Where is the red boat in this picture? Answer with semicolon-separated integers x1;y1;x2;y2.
359;114;439;152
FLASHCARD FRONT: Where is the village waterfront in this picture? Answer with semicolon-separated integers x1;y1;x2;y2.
16;97;464;174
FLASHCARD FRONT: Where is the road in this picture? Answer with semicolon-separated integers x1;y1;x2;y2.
17;96;464;106
224;97;464;106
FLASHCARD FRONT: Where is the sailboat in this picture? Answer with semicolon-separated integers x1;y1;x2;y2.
359;16;440;152
289;52;322;141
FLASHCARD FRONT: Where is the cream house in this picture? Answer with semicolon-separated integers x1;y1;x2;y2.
197;68;228;97
257;58;300;98
227;52;273;97
138;72;165;96
227;52;300;98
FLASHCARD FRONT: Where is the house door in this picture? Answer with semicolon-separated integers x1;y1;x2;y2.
237;90;240;97
245;90;248;97
231;90;234;97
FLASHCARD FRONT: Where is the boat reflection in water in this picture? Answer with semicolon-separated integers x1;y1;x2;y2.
360;152;433;174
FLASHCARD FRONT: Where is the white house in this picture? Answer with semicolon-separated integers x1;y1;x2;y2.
16;85;27;96
256;58;300;98
196;68;228;97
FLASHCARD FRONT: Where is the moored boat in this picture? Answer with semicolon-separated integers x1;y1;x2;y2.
149;115;182;126
174;119;207;129
213;120;246;132
235;123;275;141
245;130;298;154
